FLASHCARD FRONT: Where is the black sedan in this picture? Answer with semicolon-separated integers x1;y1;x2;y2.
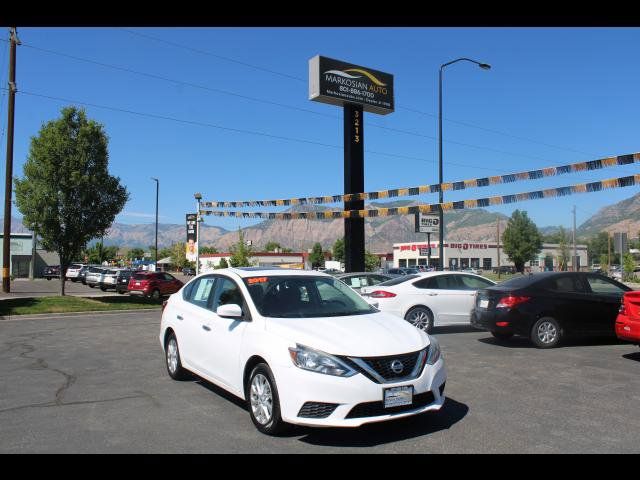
471;272;633;348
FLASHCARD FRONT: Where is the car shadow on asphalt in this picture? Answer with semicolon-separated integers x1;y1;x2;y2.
431;325;478;335
193;377;249;411
292;397;469;447
623;351;640;362
477;335;627;349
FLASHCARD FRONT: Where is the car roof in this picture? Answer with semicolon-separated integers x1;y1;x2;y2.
335;272;387;277
215;267;332;279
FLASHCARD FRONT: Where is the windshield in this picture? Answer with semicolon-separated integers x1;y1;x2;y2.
243;275;377;318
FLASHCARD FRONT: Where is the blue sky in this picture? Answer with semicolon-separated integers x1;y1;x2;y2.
0;27;638;234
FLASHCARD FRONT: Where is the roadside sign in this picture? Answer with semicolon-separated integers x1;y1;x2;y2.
309;55;394;115
415;213;440;234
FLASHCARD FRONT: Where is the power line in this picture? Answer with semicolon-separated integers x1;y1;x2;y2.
7;87;635;185
12;38;637;174
117;28;604;160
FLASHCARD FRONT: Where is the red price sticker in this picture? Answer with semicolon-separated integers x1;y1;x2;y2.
247;277;268;285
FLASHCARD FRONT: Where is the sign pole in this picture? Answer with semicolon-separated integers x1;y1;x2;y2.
427;232;431;269
344;103;365;273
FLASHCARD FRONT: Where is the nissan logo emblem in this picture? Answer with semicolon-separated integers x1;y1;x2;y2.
390;360;404;374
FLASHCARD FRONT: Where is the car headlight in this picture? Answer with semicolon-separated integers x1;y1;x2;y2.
288;344;357;377
426;335;441;365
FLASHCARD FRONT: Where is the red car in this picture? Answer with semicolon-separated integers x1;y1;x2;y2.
616;291;640;346
127;272;184;299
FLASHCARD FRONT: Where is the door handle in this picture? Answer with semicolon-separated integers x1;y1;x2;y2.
176;315;183;320
202;325;211;332
428;293;438;296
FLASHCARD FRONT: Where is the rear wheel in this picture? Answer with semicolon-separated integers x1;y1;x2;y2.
404;306;434;333
100;286;107;291
150;289;161;300
531;317;562;348
165;333;189;380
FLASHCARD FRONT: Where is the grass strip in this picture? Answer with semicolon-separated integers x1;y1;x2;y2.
0;296;162;316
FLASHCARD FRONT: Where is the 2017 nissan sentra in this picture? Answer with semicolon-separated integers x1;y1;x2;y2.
159;267;446;435
471;272;633;348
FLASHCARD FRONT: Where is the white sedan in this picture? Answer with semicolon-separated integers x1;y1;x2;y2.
360;271;496;332
160;267;446;435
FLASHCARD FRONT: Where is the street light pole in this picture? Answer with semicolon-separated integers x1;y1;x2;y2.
194;192;202;276
438;57;491;271
151;177;159;271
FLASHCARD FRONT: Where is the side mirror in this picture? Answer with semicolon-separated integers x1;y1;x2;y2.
216;303;243;319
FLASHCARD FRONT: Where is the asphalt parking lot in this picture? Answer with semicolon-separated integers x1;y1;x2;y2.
1;309;639;453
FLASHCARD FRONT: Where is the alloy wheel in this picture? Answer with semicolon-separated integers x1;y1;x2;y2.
250;374;273;425
407;309;431;331
167;338;178;374
537;321;558;345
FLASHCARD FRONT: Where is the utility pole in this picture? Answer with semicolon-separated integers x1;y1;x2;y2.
608;231;611;273
3;27;19;293
497;218;501;280
572;205;577;272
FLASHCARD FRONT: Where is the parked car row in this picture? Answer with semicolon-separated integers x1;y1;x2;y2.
157;266;639;437
53;263;185;298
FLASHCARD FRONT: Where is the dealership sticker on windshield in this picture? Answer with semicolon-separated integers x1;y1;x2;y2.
384;386;413;408
479;299;489;308
247;277;268;285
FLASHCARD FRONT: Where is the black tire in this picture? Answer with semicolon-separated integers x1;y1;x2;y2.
165;332;189;381
491;331;514;341
531;317;562;348
404;306;434;333
46;278;51;281
100;286;107;292
150;289;161;300
117;290;126;295
89;284;94;288
246;363;287;436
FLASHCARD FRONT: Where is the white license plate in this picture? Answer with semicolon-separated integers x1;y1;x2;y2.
135;282;140;286
479;299;489;308
384;386;413;408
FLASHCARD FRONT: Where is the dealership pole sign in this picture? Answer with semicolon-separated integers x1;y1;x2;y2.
309;55;394;273
309;56;394;115
185;213;198;262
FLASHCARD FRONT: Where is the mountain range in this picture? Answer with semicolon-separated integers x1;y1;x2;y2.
5;192;640;252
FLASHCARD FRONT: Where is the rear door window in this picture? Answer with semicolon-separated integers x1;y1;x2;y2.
186;276;217;309
458;275;495;290
546;275;586;293
586;276;627;295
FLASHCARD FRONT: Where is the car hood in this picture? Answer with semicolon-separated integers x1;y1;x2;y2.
265;311;429;357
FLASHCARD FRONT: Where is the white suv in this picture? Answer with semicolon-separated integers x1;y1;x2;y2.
65;263;86;282
159;267;446;435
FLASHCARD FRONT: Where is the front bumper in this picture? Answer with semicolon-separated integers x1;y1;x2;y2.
274;357;446;428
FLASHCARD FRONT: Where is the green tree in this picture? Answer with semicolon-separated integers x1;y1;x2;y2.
309;242;324;269
158;247;173;260
332;238;345;263
264;241;281;252
623;253;636;281
502;210;543;273
364;251;380;272
229;229;254;267
216;257;229;269
170;242;190;268
14;107;128;295
199;245;218;254
127;247;145;261
556;227;570;271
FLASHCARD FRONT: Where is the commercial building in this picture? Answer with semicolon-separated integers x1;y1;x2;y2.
199;252;311;272
393;240;588;272
0;232;60;278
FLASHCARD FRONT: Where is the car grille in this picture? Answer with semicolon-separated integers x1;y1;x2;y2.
345;391;435;419
341;349;426;384
297;402;339;419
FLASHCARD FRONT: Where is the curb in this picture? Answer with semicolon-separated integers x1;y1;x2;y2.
0;307;162;322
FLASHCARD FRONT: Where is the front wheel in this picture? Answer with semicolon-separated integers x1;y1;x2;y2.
404;306;434;333
247;363;286;435
531;317;562;348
